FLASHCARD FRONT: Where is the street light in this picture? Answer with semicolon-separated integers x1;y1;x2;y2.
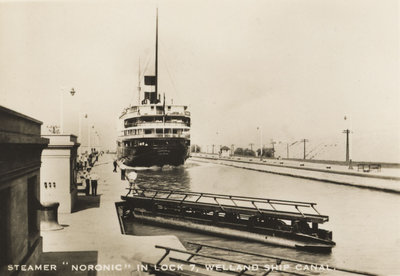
59;87;76;134
88;125;94;152
343;115;353;168
78;113;88;154
94;131;101;151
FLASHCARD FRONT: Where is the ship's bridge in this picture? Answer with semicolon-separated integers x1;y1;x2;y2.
120;104;190;119
124;116;190;128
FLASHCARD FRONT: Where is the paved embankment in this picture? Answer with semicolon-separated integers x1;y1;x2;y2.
191;154;400;194
40;155;186;276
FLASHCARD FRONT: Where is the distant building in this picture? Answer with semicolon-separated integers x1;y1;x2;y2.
40;135;80;213
220;146;231;157
0;106;49;276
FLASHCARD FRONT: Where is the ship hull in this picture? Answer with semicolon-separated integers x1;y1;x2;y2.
117;138;189;167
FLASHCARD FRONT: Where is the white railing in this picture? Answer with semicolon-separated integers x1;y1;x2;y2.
119;133;190;139
122;110;190;119
125;122;189;129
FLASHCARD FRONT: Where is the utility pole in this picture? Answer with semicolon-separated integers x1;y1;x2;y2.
301;139;309;159
231;144;235;156
343;129;350;163
286;143;289;159
271;140;276;158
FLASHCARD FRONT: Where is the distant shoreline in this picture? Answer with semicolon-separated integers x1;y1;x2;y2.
195;153;400;169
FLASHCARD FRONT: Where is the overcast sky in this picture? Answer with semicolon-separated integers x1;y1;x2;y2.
1;0;399;162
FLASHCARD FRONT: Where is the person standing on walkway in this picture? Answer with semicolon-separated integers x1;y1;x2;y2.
82;154;88;169
90;172;99;196
88;153;93;167
113;160;117;172
84;168;91;196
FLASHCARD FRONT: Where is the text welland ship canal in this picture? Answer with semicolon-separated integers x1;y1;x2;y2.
122;160;400;275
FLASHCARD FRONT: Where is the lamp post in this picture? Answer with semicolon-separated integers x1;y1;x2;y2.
60;87;76;134
94;131;100;151
88;125;94;152
78;113;88;154
343;115;353;168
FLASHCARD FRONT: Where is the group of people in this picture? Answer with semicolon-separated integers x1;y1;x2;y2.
76;149;101;171
77;149;102;196
80;168;99;196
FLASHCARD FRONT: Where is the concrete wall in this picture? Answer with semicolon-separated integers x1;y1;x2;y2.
0;105;49;276
0;173;43;276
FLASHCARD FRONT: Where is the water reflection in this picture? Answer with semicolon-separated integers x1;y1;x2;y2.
131;162;196;191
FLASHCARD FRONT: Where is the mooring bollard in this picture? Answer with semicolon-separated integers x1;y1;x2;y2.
40;202;64;231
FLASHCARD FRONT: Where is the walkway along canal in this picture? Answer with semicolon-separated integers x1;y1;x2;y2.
40;154;187;276
191;154;400;193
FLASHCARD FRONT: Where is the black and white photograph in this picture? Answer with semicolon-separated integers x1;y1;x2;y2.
0;0;399;275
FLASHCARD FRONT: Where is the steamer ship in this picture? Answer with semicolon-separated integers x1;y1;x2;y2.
117;11;190;167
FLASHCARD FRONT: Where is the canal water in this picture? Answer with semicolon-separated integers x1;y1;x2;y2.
123;160;400;275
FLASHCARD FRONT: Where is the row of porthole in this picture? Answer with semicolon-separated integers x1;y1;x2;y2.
44;182;56;188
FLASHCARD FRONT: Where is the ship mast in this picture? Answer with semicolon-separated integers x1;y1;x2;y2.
155;8;159;99
142;9;159;104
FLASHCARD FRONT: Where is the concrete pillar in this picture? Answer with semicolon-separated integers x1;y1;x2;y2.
40;135;80;213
